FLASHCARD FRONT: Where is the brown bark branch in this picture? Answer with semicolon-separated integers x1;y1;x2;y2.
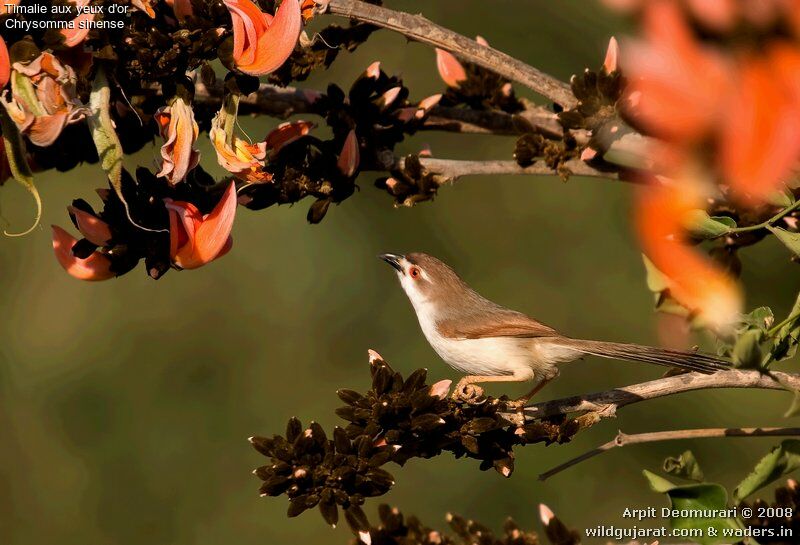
322;0;577;108
524;370;800;420
539;426;800;481
387;156;623;182
193;81;558;136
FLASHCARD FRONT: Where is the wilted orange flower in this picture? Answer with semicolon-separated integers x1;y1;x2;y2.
0;52;87;147
223;0;302;76
210;94;314;182
52;225;115;281
154;96;200;185
164;183;237;270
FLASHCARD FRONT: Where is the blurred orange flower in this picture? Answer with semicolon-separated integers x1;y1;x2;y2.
164;183;237;270
223;0;302;76
0;36;8;89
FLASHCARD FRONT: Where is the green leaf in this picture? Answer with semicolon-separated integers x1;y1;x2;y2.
734;440;800;501
741;307;775;333
642;254;669;293
88;66;123;195
643;471;740;545
0;106;41;237
767;293;800;364
731;329;765;369
767;225;800;257
684;210;736;239
664;450;705;482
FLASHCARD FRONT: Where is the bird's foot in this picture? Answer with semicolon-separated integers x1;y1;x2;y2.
451;382;484;403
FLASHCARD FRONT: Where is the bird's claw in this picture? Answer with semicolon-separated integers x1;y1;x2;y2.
451;383;484;403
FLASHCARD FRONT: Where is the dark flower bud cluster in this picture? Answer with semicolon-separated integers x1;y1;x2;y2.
374;154;441;207
439;57;524;115
355;504;542;545
250;417;394;531
739;479;800;545
251;351;579;529
516;40;625;177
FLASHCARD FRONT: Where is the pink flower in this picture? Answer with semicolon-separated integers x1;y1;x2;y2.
164;183;237;270
154;97;200;185
52;225;115;281
0;36;9;89
435;48;467;88
224;0;302;76
337;130;359;177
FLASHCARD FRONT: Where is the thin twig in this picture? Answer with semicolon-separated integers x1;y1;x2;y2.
525;370;800;420
540;427;800;481
323;0;577;108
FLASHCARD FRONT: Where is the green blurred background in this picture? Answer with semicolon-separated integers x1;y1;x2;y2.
1;1;798;543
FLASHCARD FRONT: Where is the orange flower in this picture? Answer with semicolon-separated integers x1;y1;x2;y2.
0;52;87;147
635;172;742;330
60;0;94;48
52;225;115;281
164;183;237;270
264;120;315;155
435;48;467;88
224;0;302;76
622;0;732;143
165;0;193;21
718;44;800;202
130;0;155;18
0;36;8;89
154;97;200;185
0;0;19;14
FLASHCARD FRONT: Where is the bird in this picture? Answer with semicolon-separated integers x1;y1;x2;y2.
378;252;731;406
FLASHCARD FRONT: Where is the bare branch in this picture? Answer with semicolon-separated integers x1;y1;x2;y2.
386;156;623;182
194;81;558;136
525;370;800;420
540;426;800;481
323;0;577;108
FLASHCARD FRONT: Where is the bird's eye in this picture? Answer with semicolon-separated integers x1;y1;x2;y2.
409;266;421;279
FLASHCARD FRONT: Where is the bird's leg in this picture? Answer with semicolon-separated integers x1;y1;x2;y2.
506;374;558;409
452;374;531;403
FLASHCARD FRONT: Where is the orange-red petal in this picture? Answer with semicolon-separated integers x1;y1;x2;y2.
68;206;112;246
193;183;237;266
52;225;115;281
265;120;314;155
224;0;302;76
0;37;10;89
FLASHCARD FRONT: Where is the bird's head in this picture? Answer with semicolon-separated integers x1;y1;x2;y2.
378;252;466;311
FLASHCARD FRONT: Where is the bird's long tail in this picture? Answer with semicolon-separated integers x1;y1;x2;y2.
553;338;731;374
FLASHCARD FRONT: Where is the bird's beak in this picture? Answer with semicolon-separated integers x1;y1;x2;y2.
378;253;404;272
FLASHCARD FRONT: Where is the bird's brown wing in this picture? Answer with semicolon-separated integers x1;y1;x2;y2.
436;309;560;339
